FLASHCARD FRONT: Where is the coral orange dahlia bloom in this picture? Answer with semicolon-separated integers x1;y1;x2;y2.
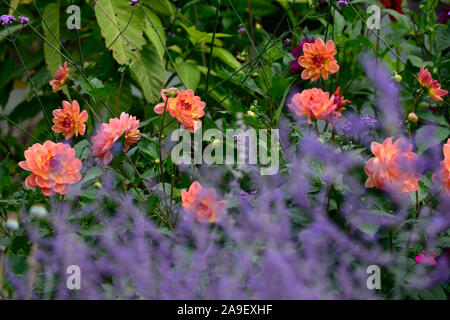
418;66;448;102
51;100;88;140
49;61;70;93
154;89;206;132
288;88;338;124
19;141;82;196
365;137;421;194
181;181;226;223
91;112;140;166
432;139;450;195
299;38;339;81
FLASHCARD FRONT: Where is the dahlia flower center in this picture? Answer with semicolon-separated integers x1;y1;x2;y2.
62;117;75;130
45;156;62;172
180;99;192;111
312;55;325;66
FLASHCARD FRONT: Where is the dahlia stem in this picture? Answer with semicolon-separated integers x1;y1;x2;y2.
407;90;424;115
415;191;420;218
158;99;169;211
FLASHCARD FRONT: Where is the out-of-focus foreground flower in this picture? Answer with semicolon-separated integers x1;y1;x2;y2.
299;38;339;81
51;100;88;140
415;251;437;266
288;88;338;124
181;181;226;222
92;112;140;166
49;61;70;93
432;139;450;195
154;89;206;132
19;141;82;196
365;137;421;194
418;66;448;102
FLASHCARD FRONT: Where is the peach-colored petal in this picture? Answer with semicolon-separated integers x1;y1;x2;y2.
52;100;88;140
365;137;421;194
298;38;339;81
19;141;82;196
181;181;225;223
91;113;140;166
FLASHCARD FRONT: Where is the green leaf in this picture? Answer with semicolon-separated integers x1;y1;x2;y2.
141;6;166;60
180;23;231;46
95;0;146;65
416;125;450;154
211;47;241;70
0;155;9;177
176;61;201;91
384;9;412;31
436;25;450;53
406;55;424;68
42;1;69;98
130;43;167;103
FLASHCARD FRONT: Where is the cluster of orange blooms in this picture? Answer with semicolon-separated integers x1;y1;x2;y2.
287;37;448;196
17;35;450;222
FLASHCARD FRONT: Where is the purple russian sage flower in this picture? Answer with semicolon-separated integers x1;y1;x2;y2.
1;14;15;25
338;0;349;6
360;114;377;129
360;53;403;136
284;38;291;45
128;0;140;6
237;27;245;35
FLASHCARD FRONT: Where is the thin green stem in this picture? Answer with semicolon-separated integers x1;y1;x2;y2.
158;99;169;211
205;0;220;93
6;26;56;141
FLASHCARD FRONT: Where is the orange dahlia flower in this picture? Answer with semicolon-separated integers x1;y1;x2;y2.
19;141;82;196
91;112;140;166
288;88;338;124
51;100;88;140
365;137;421;194
181;181;226;223
154;89;206;132
299;38;339;81
418;66;448;102
49;61;70;93
432;139;450;195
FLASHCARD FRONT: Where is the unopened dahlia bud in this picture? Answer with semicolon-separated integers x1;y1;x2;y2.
93;181;102;189
154;159;160;164
408;112;419;123
165;87;179;98
251;72;259;79
393;73;402;83
246;110;256;117
255;22;262;31
30;205;48;218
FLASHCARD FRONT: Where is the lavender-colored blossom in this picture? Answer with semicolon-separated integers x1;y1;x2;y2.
128;0;140;6
18;16;29;24
1;14;15;25
237;27;245;35
360;114;377;129
360;53;403;136
338;0;349;6
283;38;291;45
